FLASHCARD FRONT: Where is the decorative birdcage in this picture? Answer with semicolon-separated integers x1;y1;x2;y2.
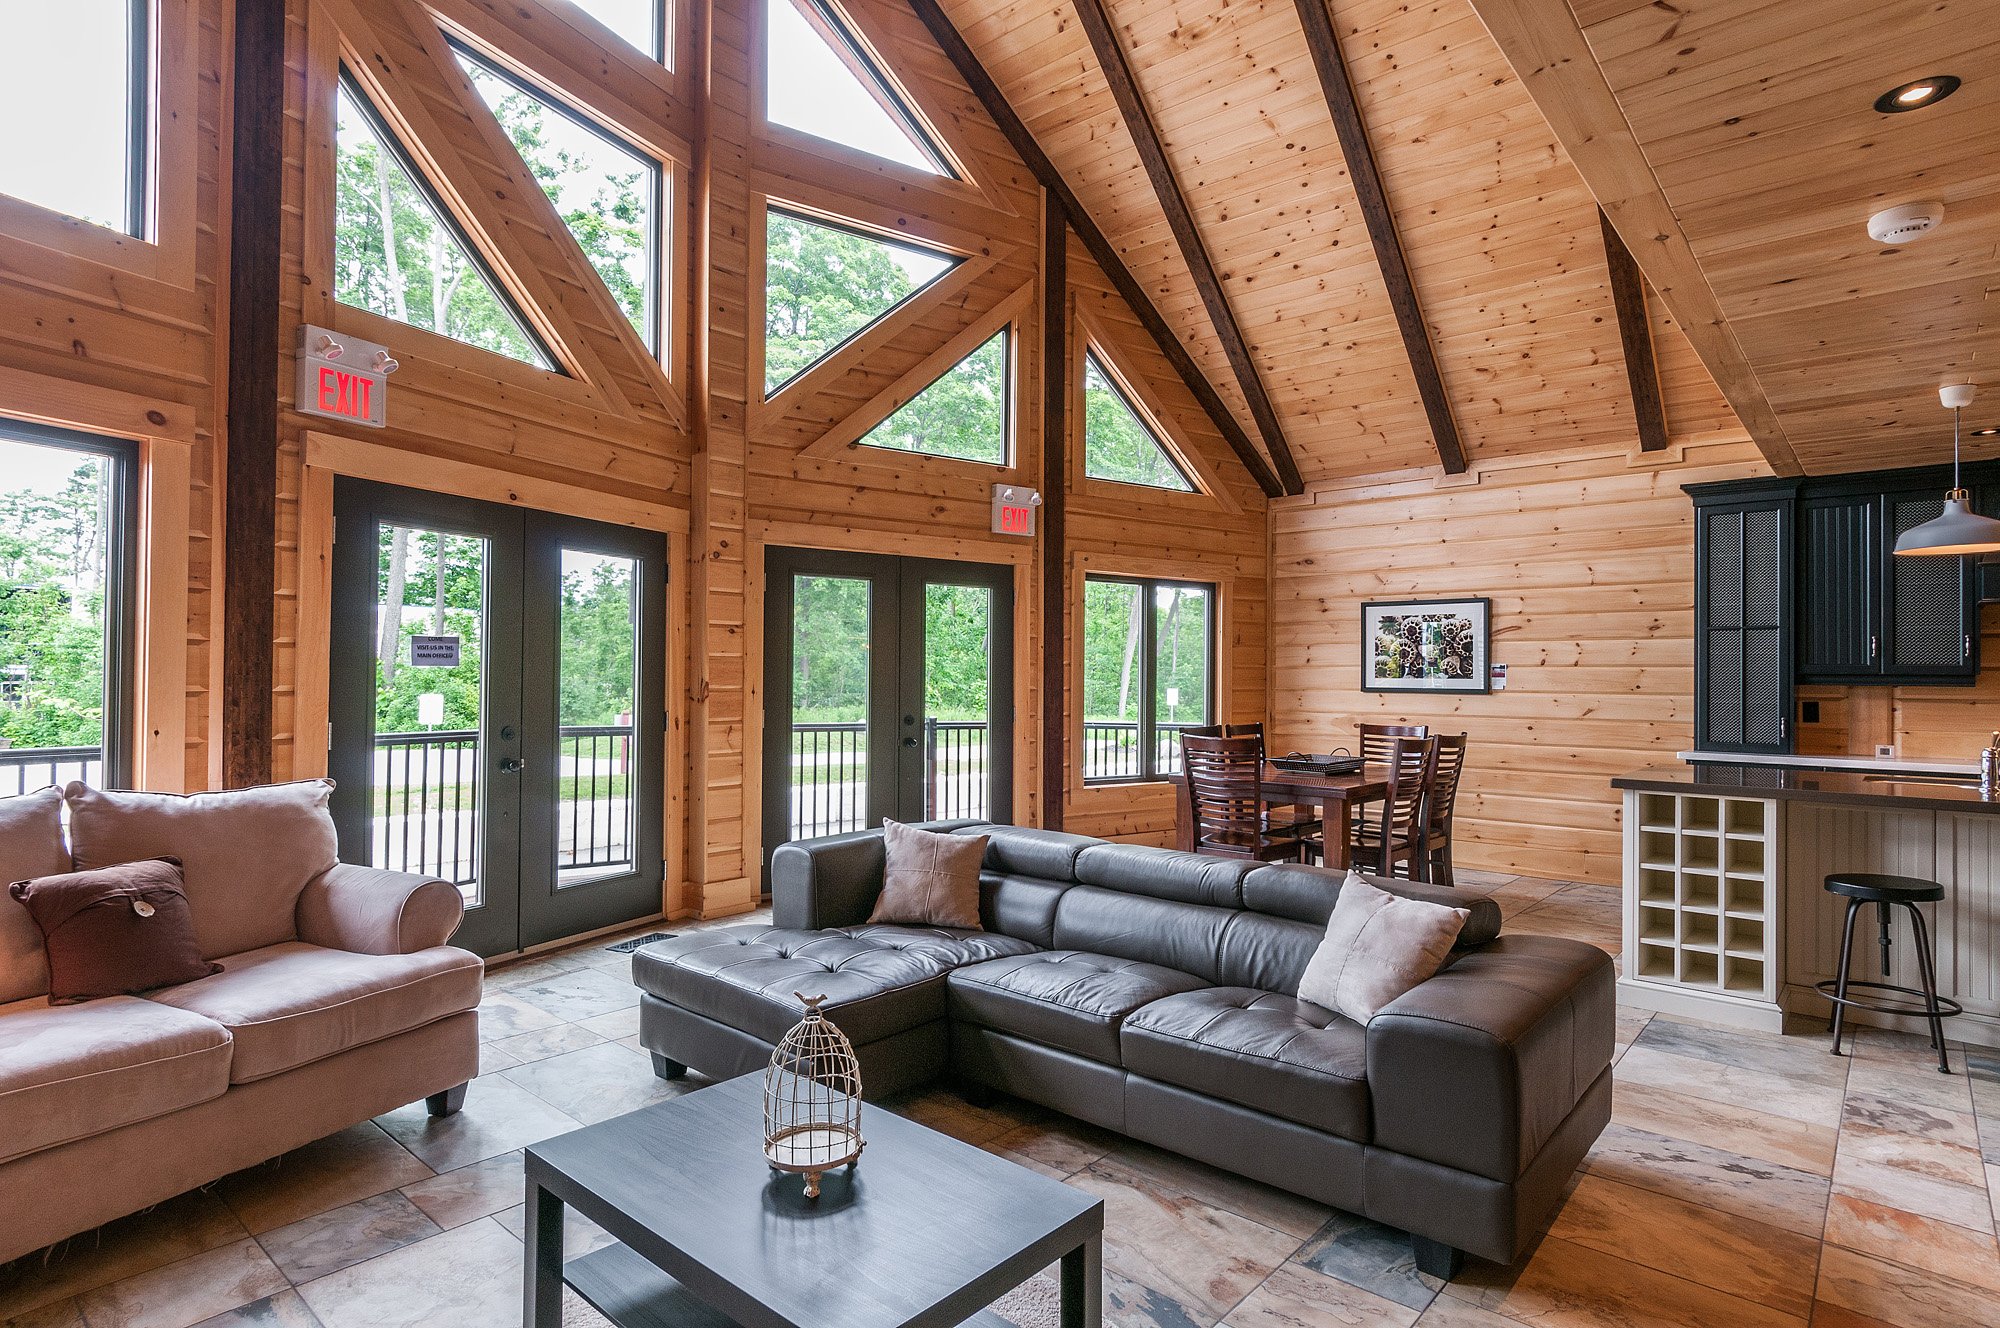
762;994;865;1198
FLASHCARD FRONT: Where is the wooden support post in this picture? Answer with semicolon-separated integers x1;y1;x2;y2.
1041;192;1067;831
1069;0;1301;494
1599;208;1670;452
904;0;1286;500
222;0;286;787
1292;0;1468;476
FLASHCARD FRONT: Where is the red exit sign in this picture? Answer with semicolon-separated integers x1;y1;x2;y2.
296;324;391;428
990;484;1041;537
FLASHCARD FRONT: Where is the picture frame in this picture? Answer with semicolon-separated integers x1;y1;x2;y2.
1361;597;1491;694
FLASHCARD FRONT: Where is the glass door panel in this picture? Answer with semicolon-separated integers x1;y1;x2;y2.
556;549;639;888
788;573;873;840
917;581;993;821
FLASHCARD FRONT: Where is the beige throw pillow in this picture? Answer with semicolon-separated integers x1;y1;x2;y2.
1297;872;1469;1023
868;820;987;930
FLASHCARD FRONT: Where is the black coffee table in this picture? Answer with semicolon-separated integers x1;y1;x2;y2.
523;1073;1104;1328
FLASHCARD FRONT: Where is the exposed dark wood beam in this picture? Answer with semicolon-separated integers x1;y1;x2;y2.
1040;191;1068;830
1069;0;1301;495
222;0;287;787
904;0;1285;500
1598;208;1670;452
1291;0;1468;476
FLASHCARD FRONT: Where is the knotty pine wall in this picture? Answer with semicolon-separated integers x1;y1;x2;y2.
1270;438;1771;885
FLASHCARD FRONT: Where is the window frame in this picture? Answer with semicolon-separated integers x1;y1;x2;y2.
332;66;563;372
855;326;1012;468
120;0;152;238
1080;348;1198;493
450;40;668;357
1080;573;1217;786
762;0;959;179
0;420;141;788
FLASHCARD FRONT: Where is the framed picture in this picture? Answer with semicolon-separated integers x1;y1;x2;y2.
1361;598;1491;694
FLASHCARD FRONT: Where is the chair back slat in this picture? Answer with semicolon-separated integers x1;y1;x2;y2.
1427;734;1468;835
1358;722;1430;766
1382;736;1438;840
1182;732;1269;841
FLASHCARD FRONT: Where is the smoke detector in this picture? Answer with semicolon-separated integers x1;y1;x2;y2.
1868;201;1945;244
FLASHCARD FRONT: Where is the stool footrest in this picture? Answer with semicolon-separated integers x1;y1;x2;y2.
1814;977;1964;1021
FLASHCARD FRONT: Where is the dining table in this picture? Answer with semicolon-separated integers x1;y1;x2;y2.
1174;760;1391;869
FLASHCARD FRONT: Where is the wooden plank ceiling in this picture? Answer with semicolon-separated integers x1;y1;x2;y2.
937;0;1740;483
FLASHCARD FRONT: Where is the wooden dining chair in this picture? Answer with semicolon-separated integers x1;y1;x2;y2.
1356;722;1430;765
1181;732;1318;862
1349;736;1438;878
1418;734;1469;886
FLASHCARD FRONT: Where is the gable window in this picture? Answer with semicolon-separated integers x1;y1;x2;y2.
1082;576;1214;783
764;208;956;395
1083;351;1197;492
457;49;664;352
0;423;138;794
333;74;555;368
763;0;953;176
564;0;666;63
0;1;149;234
857;330;1008;465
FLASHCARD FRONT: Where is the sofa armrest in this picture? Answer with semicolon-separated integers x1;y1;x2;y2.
770;830;888;930
1366;934;1615;1183
296;862;465;955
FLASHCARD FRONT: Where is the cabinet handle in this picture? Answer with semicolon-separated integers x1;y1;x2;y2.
1869;634;1878;660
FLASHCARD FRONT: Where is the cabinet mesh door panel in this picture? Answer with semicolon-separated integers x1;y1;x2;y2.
1707;511;1742;629
1743;510;1781;629
1706;632;1743;746
1889;496;1968;669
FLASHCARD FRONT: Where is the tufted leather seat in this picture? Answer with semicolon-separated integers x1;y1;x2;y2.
1120;988;1370;1140
632;924;1036;1046
946;951;1209;1064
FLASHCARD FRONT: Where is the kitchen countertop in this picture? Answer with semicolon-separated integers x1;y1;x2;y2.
1675;749;1979;775
1613;763;2000;815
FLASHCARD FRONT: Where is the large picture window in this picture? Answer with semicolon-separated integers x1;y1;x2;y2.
0;0;149;235
0;424;137;794
1081;576;1214;783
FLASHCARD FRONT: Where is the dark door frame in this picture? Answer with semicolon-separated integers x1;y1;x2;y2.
760;546;1015;889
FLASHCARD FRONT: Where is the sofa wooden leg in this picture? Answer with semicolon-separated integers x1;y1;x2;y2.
651;1053;687;1080
425;1083;468;1117
1410;1235;1464;1281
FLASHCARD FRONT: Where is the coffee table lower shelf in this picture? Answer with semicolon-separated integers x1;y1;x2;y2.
566;1242;740;1328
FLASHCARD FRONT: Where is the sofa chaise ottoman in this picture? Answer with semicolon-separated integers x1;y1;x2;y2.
631;822;1614;1276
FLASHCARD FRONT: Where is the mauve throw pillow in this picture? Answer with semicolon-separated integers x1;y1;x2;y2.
868;820;988;930
9;858;221;1005
1297;872;1469;1023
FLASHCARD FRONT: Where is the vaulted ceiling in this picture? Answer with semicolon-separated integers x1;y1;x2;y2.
931;0;1999;486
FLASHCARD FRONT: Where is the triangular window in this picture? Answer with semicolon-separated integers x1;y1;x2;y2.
333;75;553;368
564;0;664;63
763;0;953;176
764;208;956;395
1083;351;1196;491
457;50;662;350
858;330;1008;464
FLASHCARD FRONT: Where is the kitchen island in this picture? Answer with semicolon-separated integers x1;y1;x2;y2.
1611;762;2000;1048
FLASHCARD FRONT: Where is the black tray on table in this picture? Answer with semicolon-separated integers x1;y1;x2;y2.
1270;752;1364;777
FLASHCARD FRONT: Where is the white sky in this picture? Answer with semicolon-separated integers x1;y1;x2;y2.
0;1;135;231
764;0;941;174
0;437;103;496
565;0;659;59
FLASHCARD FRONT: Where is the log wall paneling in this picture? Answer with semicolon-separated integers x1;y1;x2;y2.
1271;439;1772;883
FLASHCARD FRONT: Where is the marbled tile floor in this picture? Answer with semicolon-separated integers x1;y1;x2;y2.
5;870;1998;1328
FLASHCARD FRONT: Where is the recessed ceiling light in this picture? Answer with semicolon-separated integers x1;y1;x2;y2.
1875;75;1961;113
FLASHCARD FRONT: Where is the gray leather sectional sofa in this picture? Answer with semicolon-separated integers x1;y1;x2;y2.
631;823;1614;1277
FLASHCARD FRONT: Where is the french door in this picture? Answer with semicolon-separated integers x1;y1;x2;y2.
329;479;667;956
761;548;1014;888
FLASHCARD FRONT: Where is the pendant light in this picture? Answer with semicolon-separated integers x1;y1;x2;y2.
1893;383;2000;556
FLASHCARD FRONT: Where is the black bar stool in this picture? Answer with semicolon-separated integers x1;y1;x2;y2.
1816;872;1961;1074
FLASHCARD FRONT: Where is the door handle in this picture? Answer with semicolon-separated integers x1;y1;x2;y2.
499;757;524;774
903;737;919;749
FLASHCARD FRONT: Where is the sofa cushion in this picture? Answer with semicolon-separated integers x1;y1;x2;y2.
633;925;1038;1047
64;781;340;961
147;941;483;1083
1051;885;1233;985
1120;988;1370;1141
0;787;70;1004
1241;864;1501;948
10;857;221;1005
968;826;1097;882
0;993;233;1163
1073;843;1252;910
947;951;1209;1064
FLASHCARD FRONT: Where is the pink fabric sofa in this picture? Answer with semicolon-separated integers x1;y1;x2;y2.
0;781;482;1262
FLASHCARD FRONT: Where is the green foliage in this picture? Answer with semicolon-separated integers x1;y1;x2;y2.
858;332;1007;465
764;211;953;394
1083;353;1194;491
0;457;110;750
922;584;991;721
333;83;547;365
559;558;637;727
790;574;869;722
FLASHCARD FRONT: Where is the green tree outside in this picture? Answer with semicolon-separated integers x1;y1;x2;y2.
0;451;110;752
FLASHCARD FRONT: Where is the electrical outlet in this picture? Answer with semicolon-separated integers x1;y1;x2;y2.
1875;744;1897;759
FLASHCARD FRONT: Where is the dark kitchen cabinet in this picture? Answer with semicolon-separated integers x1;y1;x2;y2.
1884;491;1976;678
1694;493;1793;754
1794;487;1975;683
